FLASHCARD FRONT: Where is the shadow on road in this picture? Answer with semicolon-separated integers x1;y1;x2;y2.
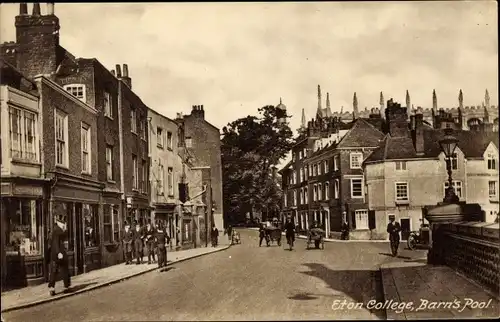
378;252;412;260
287;292;318;300
66;282;98;293
299;263;387;320
160;267;176;273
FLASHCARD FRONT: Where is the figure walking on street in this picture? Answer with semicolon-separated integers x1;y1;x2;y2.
387;215;401;256
133;220;144;264
144;221;156;264
226;225;233;243
211;225;219;247
155;222;170;269
258;223;267;247
341;219;349;240
47;214;71;296
122;221;133;265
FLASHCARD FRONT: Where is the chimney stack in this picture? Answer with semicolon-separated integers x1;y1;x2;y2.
121;64;132;88
19;3;28;15
33;3;41;16
115;64;122;78
123;64;129;77
111;70;115;76
47;3;55;15
414;107;425;155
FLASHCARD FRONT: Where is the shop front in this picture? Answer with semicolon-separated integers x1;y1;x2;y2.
125;196;151;227
151;202;176;250
101;189;123;267
1;180;47;288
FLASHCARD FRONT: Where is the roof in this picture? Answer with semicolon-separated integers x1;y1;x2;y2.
0;58;38;94
364;128;499;164
278;160;293;174
337;118;385;149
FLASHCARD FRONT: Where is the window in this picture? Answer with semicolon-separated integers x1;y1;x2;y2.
444;180;462;199
157;127;164;148
83;204;99;247
450;154;458;170
304;187;308;203
103;205;120;243
158;161;165;196
303;148;307;158
299;188;303;204
334;155;339;171
325;182;330;200
185;137;193;148
140;119;146;140
106;145;113;181
489;181;497;198
318;163;322;175
299;150;303;159
9;107;37;161
308;165;312;177
487;153;497;170
293;171;297;184
141;160;147;193
284;193;287;207
304;166;308;180
3;199;41;255
334;179;339;199
350;153;363;169
55;109;68;167
132;155;138;190
324;160;329;173
313;164;318;176
395;161;407;171
168;167;174;196
167;131;173;150
300;168;304;182
395;182;409;202
292;153;296;162
351;178;363;198
81;123;91;174
318;183;322;200
104;91;112;118
293;190;297;206
313;184;318;201
130;108;137;133
63;84;86;102
355;210;369;230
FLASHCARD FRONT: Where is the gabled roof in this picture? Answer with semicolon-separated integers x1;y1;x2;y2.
337;118;385;149
278;160;293;174
0;58;38;94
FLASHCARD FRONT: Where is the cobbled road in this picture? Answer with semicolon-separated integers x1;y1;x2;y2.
3;229;426;321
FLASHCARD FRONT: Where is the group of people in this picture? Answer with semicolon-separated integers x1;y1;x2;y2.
122;220;171;268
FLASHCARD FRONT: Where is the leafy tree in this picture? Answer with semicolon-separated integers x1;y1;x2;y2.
222;105;294;225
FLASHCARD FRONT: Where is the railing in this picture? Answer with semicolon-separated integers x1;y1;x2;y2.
434;221;499;294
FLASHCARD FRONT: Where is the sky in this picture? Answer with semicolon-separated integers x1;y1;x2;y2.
1;2;498;142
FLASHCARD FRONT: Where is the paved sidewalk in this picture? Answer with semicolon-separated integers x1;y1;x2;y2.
380;262;500;320
1;245;230;313
246;227;388;242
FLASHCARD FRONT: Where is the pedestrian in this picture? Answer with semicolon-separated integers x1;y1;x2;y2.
227;225;233;243
154;222;169;268
341;219;349;240
122;220;133;265
144;221;156;264
132;220;144;264
47;214;71;296
258;223;267;247
387;215;401;256
211;225;219;247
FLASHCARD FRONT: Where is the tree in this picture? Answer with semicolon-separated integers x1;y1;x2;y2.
222;105;294;225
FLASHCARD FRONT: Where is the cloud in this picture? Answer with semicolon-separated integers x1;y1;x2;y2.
0;1;497;136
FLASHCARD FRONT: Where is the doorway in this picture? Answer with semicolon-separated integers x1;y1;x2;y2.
74;203;84;275
400;218;411;241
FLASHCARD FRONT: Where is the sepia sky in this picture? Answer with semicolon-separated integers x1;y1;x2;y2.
1;1;498;136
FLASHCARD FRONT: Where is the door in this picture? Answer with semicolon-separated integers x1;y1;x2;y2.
400;218;411;241
74;203;84;275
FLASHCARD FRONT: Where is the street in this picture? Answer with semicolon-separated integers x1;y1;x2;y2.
3;230;426;321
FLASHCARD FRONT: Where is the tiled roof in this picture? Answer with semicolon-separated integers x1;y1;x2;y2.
337;118;385;148
364;128;498;163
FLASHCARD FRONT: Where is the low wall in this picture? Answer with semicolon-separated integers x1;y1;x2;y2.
435;221;499;294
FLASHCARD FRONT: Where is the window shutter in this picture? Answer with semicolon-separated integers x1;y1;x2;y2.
368;210;376;230
179;183;187;202
351;211;356;230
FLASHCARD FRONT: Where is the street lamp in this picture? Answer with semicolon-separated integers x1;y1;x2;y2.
439;128;460;204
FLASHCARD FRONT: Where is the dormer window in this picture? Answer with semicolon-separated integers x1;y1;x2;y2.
64;84;86;103
487;153;497;170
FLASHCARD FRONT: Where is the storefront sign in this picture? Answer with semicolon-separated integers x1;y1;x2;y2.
13;185;43;197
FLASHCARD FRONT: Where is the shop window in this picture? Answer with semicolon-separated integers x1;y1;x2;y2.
83;204;99;247
4;199;42;256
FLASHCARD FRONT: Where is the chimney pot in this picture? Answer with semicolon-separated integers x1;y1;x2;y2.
32;3;41;15
19;3;28;15
123;64;129;77
115;64;122;77
47;3;55;15
201;105;204;111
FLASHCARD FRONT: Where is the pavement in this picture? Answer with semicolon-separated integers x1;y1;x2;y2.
1;242;231;314
1;229;497;321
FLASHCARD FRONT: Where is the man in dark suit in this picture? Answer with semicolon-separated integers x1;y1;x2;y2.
155;222;170;269
132;220;144;264
47;214;71;296
144;221;156;264
122;220;134;265
387;215;401;256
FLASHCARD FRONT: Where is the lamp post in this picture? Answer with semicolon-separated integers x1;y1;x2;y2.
439;128;460;204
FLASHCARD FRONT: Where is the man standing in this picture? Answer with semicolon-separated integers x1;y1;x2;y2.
211;225;219;247
144;221;156;264
258;223;267;247
226;225;233;243
341;219;349;240
387;215;401;256
122;221;133;265
155;222;170;269
132;220;144;264
47;214;71;296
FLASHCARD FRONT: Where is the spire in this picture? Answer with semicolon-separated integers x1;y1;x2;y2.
353;92;359;119
405;90;411;109
458;89;463;109
316;84;323;118
485;89;490;108
32;3;41;15
432;89;437;111
326;92;331;110
19;3;28;15
379;91;385;118
301;108;306;128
